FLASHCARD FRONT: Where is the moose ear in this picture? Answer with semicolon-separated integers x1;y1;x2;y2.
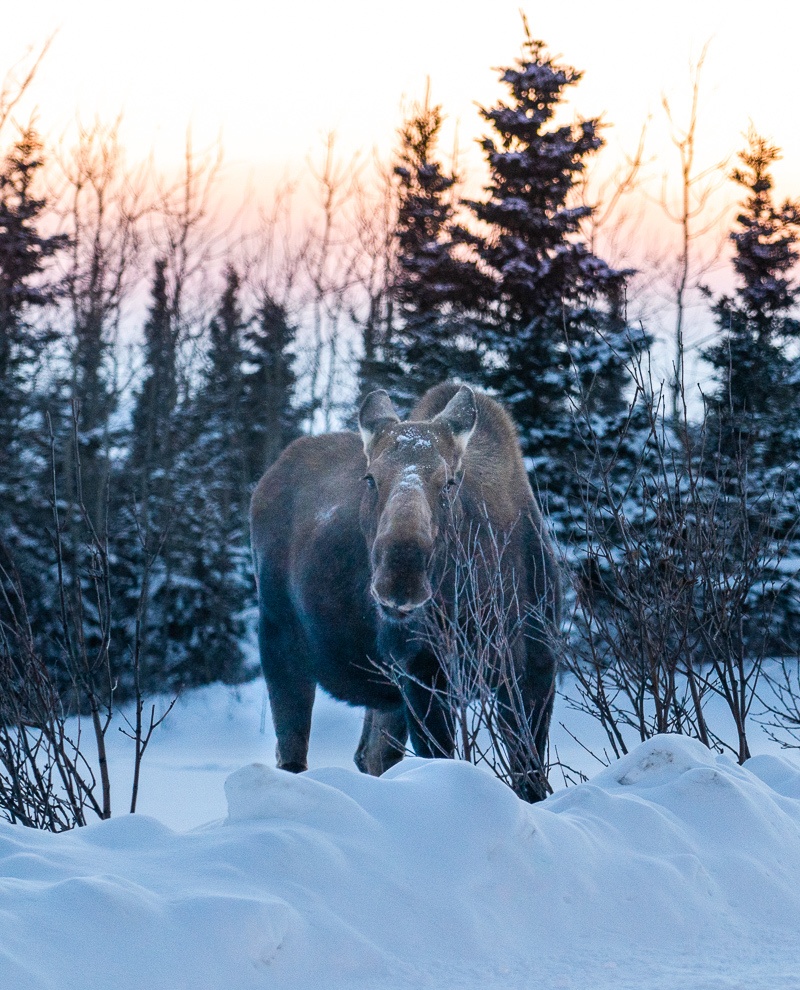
434;385;477;457
358;390;400;456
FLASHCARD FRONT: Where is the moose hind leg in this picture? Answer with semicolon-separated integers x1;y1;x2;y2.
402;653;455;760
355;707;408;776
497;664;555;803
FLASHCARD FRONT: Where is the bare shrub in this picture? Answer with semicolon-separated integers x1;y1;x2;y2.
561;343;800;765
0;547;104;830
383;512;559;802
0;407;174;830
374;349;799;787
0;40;52;137
756;656;800;750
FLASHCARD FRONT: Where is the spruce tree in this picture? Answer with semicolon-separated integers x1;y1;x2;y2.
117;258;182;691
65;262;120;536
0;129;64;358
702;131;800;650
704;131;800;467
129;259;177;491
176;266;252;686
242;290;302;481
0;127;67;644
0;128;66;503
379;91;484;411
461;29;635;531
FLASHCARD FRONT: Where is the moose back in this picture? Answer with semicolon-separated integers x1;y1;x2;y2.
249;383;561;801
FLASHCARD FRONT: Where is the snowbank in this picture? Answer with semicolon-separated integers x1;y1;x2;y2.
2;734;799;989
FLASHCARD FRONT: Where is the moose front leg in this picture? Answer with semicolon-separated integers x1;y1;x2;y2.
257;600;316;773
265;670;315;772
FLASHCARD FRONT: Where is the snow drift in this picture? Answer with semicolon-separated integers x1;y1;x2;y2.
1;735;799;989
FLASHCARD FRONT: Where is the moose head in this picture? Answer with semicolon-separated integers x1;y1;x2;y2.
357;385;477;621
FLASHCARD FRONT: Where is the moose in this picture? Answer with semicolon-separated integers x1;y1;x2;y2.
250;383;561;801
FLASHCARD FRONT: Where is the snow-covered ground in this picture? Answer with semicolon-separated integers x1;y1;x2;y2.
2;680;800;989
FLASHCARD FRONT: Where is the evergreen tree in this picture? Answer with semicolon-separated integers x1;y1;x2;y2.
0;128;66;502
175;266;252;686
461;29;637;530
115;264;302;693
371;91;484;412
0;127;67;642
704;131;800;467
242;290;302;480
64;238;123;535
116;258;182;691
129;259;177;491
702;131;800;650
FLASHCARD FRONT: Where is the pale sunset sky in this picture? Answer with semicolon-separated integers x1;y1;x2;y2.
3;0;799;372
4;0;798;191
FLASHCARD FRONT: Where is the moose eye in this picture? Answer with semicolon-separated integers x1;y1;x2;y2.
441;478;458;501
363;474;377;491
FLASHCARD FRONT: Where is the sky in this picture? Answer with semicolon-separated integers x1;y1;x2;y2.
3;0;799;376
4;0;799;195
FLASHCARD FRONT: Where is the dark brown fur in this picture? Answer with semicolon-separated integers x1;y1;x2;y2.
250;383;561;798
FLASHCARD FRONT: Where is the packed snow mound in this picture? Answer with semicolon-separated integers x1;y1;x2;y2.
224;761;374;826
2;735;800;990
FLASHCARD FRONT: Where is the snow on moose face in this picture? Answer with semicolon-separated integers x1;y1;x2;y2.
357;387;476;623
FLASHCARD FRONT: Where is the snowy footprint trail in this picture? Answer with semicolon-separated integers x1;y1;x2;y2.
1;735;800;990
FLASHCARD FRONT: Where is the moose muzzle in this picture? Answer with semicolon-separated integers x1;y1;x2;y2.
370;538;433;618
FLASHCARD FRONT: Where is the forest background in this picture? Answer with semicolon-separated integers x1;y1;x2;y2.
2;3;800;824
